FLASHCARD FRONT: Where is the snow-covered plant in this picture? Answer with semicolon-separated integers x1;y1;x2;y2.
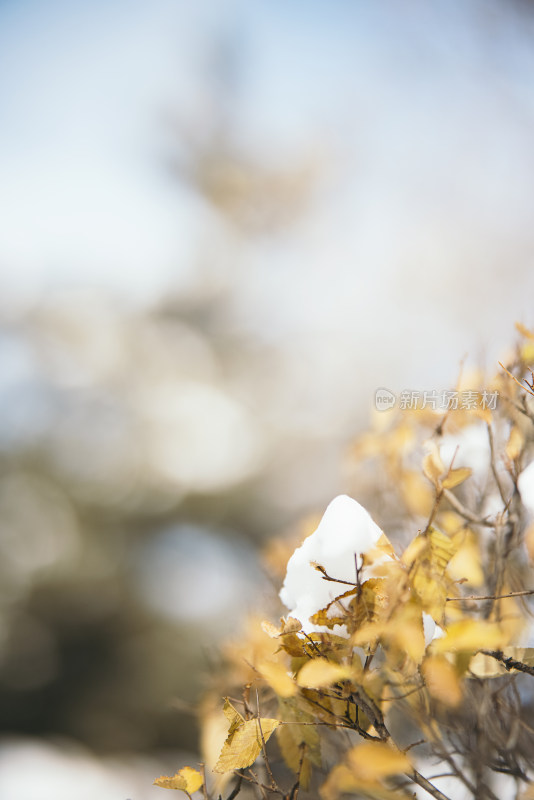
155;325;534;800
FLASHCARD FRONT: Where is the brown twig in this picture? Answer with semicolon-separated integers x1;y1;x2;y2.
446;589;534;602
499;361;534;398
442;488;495;527
408;769;453;800
255;689;277;790
481;649;534;676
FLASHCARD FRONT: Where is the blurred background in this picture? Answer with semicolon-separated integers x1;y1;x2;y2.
1;0;534;797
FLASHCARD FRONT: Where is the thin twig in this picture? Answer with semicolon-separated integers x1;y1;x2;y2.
408;769;452;800
446;589;534;602
499;362;534;398
256;688;277;790
486;422;509;505
482;649;534;676
442;488;495;527
226;773;243;800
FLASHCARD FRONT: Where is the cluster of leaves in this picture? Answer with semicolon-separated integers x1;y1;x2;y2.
156;326;534;800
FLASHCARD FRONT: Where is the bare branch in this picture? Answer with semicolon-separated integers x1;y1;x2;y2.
408;769;453;800
446;589;534;602
482;649;534;676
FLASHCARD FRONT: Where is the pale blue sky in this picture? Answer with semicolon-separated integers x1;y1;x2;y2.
1;0;534;384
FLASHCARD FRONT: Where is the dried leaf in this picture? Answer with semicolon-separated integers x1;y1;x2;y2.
261;620;281;638
277;697;321;788
321;742;412;800
297;658;353;689
281;617;303;634
400;470;434;517
154;766;203;794
258;659;296;698
214;716;280;773
222;698;244;736
423;449;444;485
432;619;504;654
422;655;462;707
448;530;484;587
406;528;457;621
442;467;472;489
347;742;411;781
506;426;524;461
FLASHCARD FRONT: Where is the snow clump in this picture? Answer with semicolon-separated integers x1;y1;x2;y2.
279;495;391;634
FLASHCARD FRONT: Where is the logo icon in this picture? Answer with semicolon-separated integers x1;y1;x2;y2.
374;387;396;411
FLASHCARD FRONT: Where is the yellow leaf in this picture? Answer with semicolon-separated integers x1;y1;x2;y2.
506;426;524;461
432;619;505;654
214;717;280;773
297;658;353;689
258;659;296;698
348;579;389;633
401;535;428;568
389;602;426;665
261;620;281;638
281;617;302;634
347;742;411;781
441;467;472;489
400;470;434;517
405;528;457;621
448;530;484;587
277;697;321;789
320;743;412;800
222;698;244;736
351;620;388;649
154;766;204;793
422;655;462;707
423;449;444;485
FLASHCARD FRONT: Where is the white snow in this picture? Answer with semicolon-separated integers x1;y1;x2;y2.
279;495;390;633
518;459;534;517
439;423;490;479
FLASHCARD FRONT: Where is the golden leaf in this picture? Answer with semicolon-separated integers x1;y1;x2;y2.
261;620;281;638
441;467;472;490
321;763;411;800
277;697;321;788
281;617;303;634
214;716;280;773
432;619;505;654
258;659;296;698
400;470;434;517
321;742;412;800
154;766;203;794
389;601;426;665
405;528;457;621
423;449;444;485
297;658;353;689
448;530;483;587
422;655;462;707
347;742;411;781
222;698;244;736
506;426;524;461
